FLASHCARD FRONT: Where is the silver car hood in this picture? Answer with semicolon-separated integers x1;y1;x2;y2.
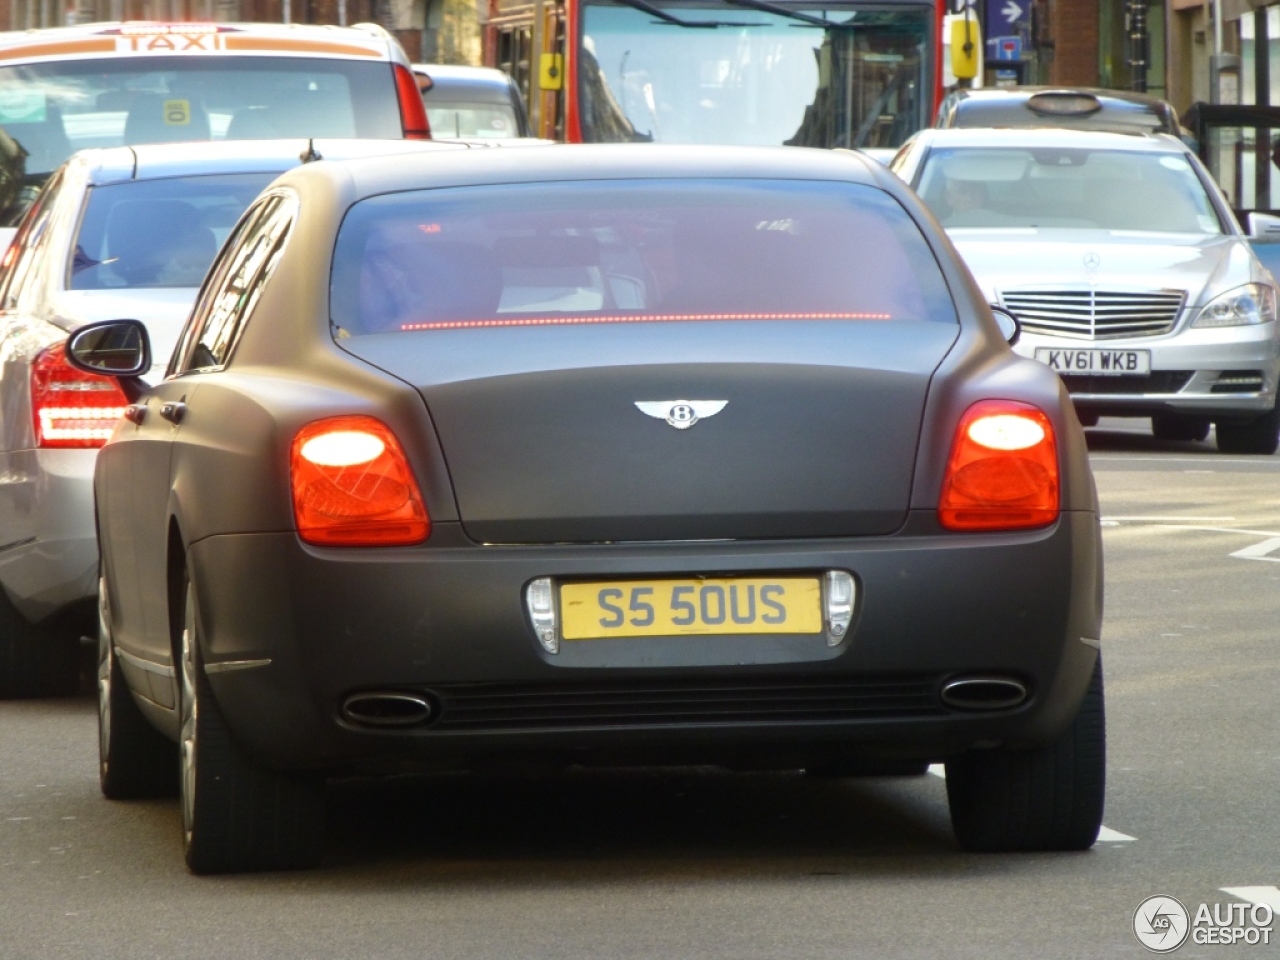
51;288;197;379
947;229;1261;308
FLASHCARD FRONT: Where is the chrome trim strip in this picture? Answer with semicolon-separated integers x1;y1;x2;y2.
116;647;175;679
0;536;36;554
203;659;272;674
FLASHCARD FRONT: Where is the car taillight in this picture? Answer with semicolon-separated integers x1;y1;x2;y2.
938;400;1059;531
394;64;432;140
290;415;429;546
31;342;130;449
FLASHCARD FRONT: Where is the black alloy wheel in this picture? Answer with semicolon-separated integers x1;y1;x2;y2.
179;576;325;874
1215;404;1280;455
1151;413;1210;443
945;658;1106;853
97;574;178;799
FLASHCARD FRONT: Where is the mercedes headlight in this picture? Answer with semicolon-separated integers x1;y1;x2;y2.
1192;283;1278;328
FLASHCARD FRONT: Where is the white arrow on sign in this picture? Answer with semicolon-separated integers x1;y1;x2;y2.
1002;0;1022;23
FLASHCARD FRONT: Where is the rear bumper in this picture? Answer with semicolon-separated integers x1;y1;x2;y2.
188;512;1103;774
0;448;98;624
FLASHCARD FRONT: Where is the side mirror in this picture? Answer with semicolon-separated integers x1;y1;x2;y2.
1247;211;1280;240
413;69;433;93
65;319;151;378
949;17;981;81
539;52;564;91
989;305;1020;346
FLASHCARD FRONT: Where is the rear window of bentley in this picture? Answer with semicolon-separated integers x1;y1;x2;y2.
329;178;957;336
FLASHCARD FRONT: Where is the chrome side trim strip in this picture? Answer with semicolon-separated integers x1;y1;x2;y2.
204;659;272;675
116;647;175;679
0;536;36;554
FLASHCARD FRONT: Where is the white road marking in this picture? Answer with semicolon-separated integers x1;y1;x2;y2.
1092;456;1280;466
1106;522;1280;541
1230;537;1280;562
1103;516;1238;522
1182;526;1280;538
925;765;1135;841
1221;887;1280;911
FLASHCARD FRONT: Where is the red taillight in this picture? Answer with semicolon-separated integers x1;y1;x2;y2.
290;415;429;546
31;342;129;449
939;400;1060;531
394;64;432;140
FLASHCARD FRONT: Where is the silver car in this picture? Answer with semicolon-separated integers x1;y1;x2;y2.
891;128;1280;453
0;138;453;697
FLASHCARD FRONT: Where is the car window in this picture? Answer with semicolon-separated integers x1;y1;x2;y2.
329;178;957;337
916;147;1224;233
425;101;520;139
945;96;1174;134
175;192;295;373
69;173;277;291
0;56;404;181
0;167;64;309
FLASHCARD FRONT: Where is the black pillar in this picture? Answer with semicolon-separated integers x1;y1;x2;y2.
1126;0;1148;92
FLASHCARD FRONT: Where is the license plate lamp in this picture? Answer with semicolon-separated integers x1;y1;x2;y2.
823;570;855;645
526;576;558;654
524;571;858;653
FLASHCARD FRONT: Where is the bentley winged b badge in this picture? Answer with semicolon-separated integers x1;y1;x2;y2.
635;400;728;430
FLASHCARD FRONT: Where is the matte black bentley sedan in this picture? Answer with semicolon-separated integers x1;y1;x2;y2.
71;144;1105;873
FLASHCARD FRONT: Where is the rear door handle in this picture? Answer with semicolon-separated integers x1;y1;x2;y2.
159;401;186;425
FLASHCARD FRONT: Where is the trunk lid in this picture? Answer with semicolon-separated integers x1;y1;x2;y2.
343;321;958;543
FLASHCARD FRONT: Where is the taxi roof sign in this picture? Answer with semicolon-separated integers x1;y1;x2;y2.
0;20;401;64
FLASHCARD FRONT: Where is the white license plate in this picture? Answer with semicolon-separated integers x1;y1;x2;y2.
1034;347;1151;376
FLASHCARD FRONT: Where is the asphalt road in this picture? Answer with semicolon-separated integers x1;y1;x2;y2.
3;419;1280;959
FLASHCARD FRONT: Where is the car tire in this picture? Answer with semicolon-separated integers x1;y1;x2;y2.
945;659;1105;853
97;576;178;800
1215;404;1280;455
0;585;81;699
1152;413;1209;443
179;577;324;874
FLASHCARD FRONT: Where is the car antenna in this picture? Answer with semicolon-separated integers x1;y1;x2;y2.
300;139;323;163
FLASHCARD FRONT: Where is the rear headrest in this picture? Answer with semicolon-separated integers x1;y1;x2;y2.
106;199;209;285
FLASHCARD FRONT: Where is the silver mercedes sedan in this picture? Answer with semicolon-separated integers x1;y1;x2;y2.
891;128;1280;453
0;138;453;698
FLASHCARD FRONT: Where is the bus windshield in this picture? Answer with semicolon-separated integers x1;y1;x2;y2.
578;0;933;148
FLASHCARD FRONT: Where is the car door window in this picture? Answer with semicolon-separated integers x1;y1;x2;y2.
173;191;296;374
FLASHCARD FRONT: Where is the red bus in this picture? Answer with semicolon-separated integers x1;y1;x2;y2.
483;0;948;149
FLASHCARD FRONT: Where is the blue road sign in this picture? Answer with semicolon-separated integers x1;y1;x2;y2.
985;0;1029;32
988;35;1023;60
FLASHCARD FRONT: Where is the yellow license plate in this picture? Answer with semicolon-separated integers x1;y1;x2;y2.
559;577;822;640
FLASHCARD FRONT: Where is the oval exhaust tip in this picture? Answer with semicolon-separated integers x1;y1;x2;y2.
940;677;1028;711
342;692;434;728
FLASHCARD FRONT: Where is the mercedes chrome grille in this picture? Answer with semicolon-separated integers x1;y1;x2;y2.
1001;287;1185;339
